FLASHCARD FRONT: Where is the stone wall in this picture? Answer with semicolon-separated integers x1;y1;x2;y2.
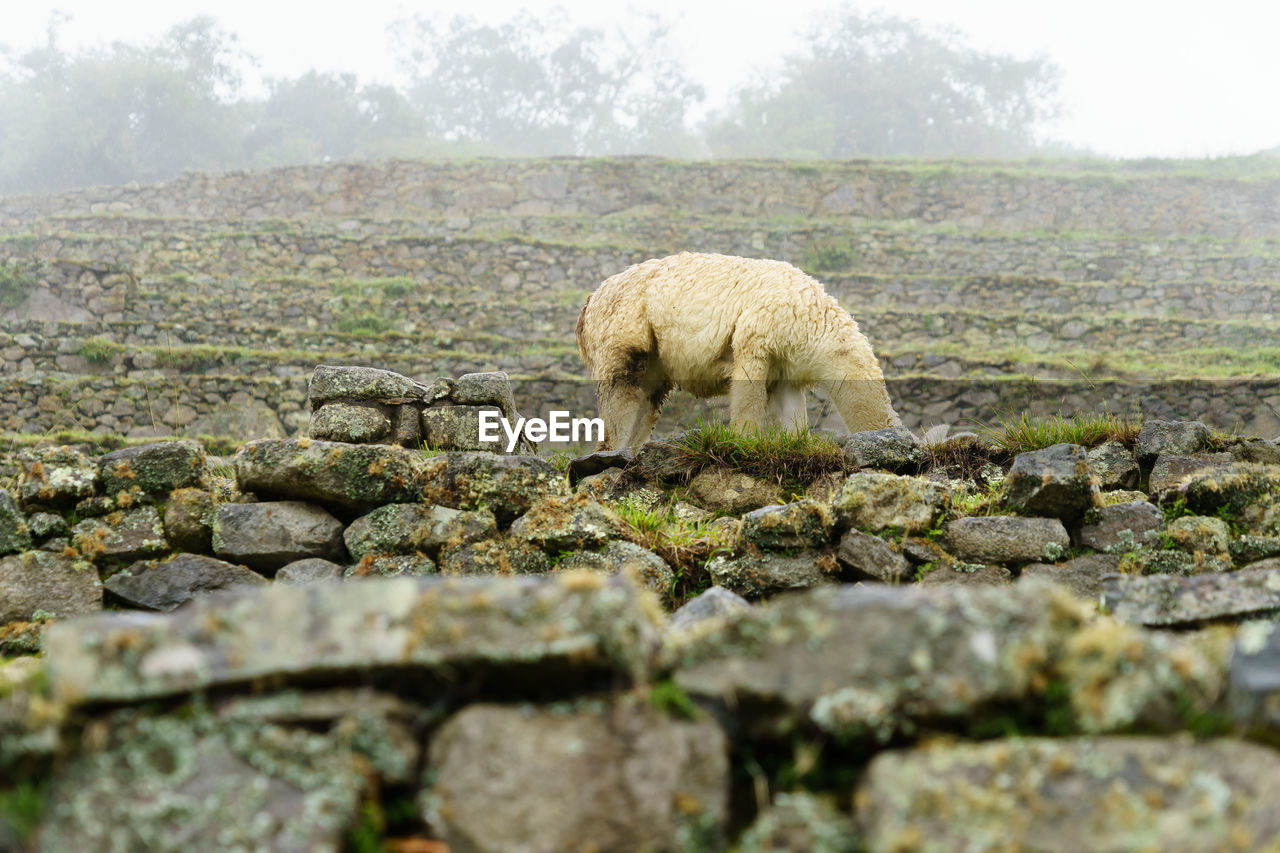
3;157;1280;238
9;364;1279;447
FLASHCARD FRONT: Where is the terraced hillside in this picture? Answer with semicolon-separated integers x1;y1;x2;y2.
1;157;1279;449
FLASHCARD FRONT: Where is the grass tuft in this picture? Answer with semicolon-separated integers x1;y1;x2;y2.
976;411;1142;454
675;419;847;486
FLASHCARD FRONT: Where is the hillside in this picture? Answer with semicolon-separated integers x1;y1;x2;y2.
1;156;1279;449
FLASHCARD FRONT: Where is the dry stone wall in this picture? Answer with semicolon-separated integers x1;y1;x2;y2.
4;157;1280;238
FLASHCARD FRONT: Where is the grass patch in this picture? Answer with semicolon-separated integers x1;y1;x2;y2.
0;261;36;309
801;237;859;272
675;419;847;486
612;493;736;602
976;411;1142;453
78;335;123;365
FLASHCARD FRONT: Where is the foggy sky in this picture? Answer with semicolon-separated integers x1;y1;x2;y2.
8;0;1280;159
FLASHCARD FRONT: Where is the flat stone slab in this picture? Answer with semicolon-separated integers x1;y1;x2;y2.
857;737;1280;852
98;439;208;496
668;581;1087;740
40;708;365;853
212;501;347;571
44;573;658;705
307;363;434;406
70;505;169;562
943;515;1069;565
1102;567;1280;626
706;551;836;599
0;551;102;623
104;554;267;612
234;438;426;511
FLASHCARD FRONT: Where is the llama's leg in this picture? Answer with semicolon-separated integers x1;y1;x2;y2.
820;374;901;433
767;382;808;431
596;382;651;450
729;355;769;433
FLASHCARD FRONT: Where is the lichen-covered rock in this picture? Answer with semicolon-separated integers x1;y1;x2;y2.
834;529;911;583
235;438;426;511
212;501;347;572
421;405;507;452
567;447;634;486
856;738;1280;853
0;551;102;623
70;505;169;562
669;581;1087;740
27;510;67;541
39;708;366;853
437;537;551;575
842;427;922;472
509;493;628;551
1136;418;1212;463
1179;462;1280;516
742;500;834;550
307;402;392;443
0;490;31;555
557;540;674;599
307;363;435;406
452;370;520;418
1149;423;1221;463
343;502;496;561
1165;514;1231;556
737;792;858;853
1228;621;1280;738
1148;452;1233;496
943;516;1069;565
162;487;215;553
419;451;567;525
1116;547;1225;576
1227;437;1280;465
1086;441;1139;490
1004;443;1099;521
1230;535;1280;566
345;553;436;578
16;445;99;507
687;467;783;515
275;558;346;583
0;656;58;770
1019;554;1118;601
706;551;836;599
1057;618;1231;733
629;440;689;484
665;586;753;635
99;439;208;496
917;563;1012;587
425;699;729;853
104;554;267;611
1078;500;1163;552
44;573;659;704
1103;567;1280;626
831;471;945;534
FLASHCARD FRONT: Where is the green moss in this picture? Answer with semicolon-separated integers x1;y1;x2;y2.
0;780;50;845
649;679;699;720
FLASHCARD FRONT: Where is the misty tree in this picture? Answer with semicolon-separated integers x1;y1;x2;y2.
0;17;250;192
244;71;429;167
396;9;705;156
706;9;1061;158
